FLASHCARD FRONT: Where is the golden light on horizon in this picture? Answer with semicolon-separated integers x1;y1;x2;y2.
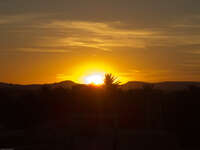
73;62;112;84
84;73;105;85
57;61;128;84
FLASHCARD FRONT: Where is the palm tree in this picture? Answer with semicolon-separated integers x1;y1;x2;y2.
104;73;120;88
104;73;120;149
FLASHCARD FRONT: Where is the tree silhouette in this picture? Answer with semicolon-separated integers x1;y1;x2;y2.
104;73;120;88
104;73;120;149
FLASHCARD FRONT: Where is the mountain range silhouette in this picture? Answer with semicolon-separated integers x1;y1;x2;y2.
1;80;200;91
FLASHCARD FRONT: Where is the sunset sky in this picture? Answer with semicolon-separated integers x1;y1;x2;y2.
0;0;200;84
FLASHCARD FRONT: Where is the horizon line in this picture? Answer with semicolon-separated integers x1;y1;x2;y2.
1;80;200;86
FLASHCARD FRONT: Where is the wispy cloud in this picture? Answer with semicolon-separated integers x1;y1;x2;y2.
0;13;49;25
2;15;200;53
187;50;200;54
47;21;154;36
35;19;200;51
18;48;70;53
39;21;156;51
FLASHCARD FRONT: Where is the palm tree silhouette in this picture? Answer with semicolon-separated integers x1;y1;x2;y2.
104;73;120;149
104;73;120;88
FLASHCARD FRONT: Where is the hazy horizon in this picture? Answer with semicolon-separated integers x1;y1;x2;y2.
1;79;200;86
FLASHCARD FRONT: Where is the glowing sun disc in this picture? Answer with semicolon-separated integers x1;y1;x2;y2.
84;74;104;85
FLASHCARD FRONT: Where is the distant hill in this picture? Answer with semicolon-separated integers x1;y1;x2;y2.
50;80;77;88
153;81;200;91
0;80;77;91
0;82;22;88
122;81;200;91
1;81;200;92
121;81;150;90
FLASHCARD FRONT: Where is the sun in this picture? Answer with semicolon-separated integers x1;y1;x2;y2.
84;73;104;85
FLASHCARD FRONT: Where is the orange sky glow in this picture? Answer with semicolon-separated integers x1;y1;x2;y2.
1;0;200;84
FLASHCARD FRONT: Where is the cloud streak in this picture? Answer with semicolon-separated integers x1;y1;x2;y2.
18;48;71;53
38;20;157;51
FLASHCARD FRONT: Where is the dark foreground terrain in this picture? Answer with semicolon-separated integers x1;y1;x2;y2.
0;81;200;149
0;128;179;150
